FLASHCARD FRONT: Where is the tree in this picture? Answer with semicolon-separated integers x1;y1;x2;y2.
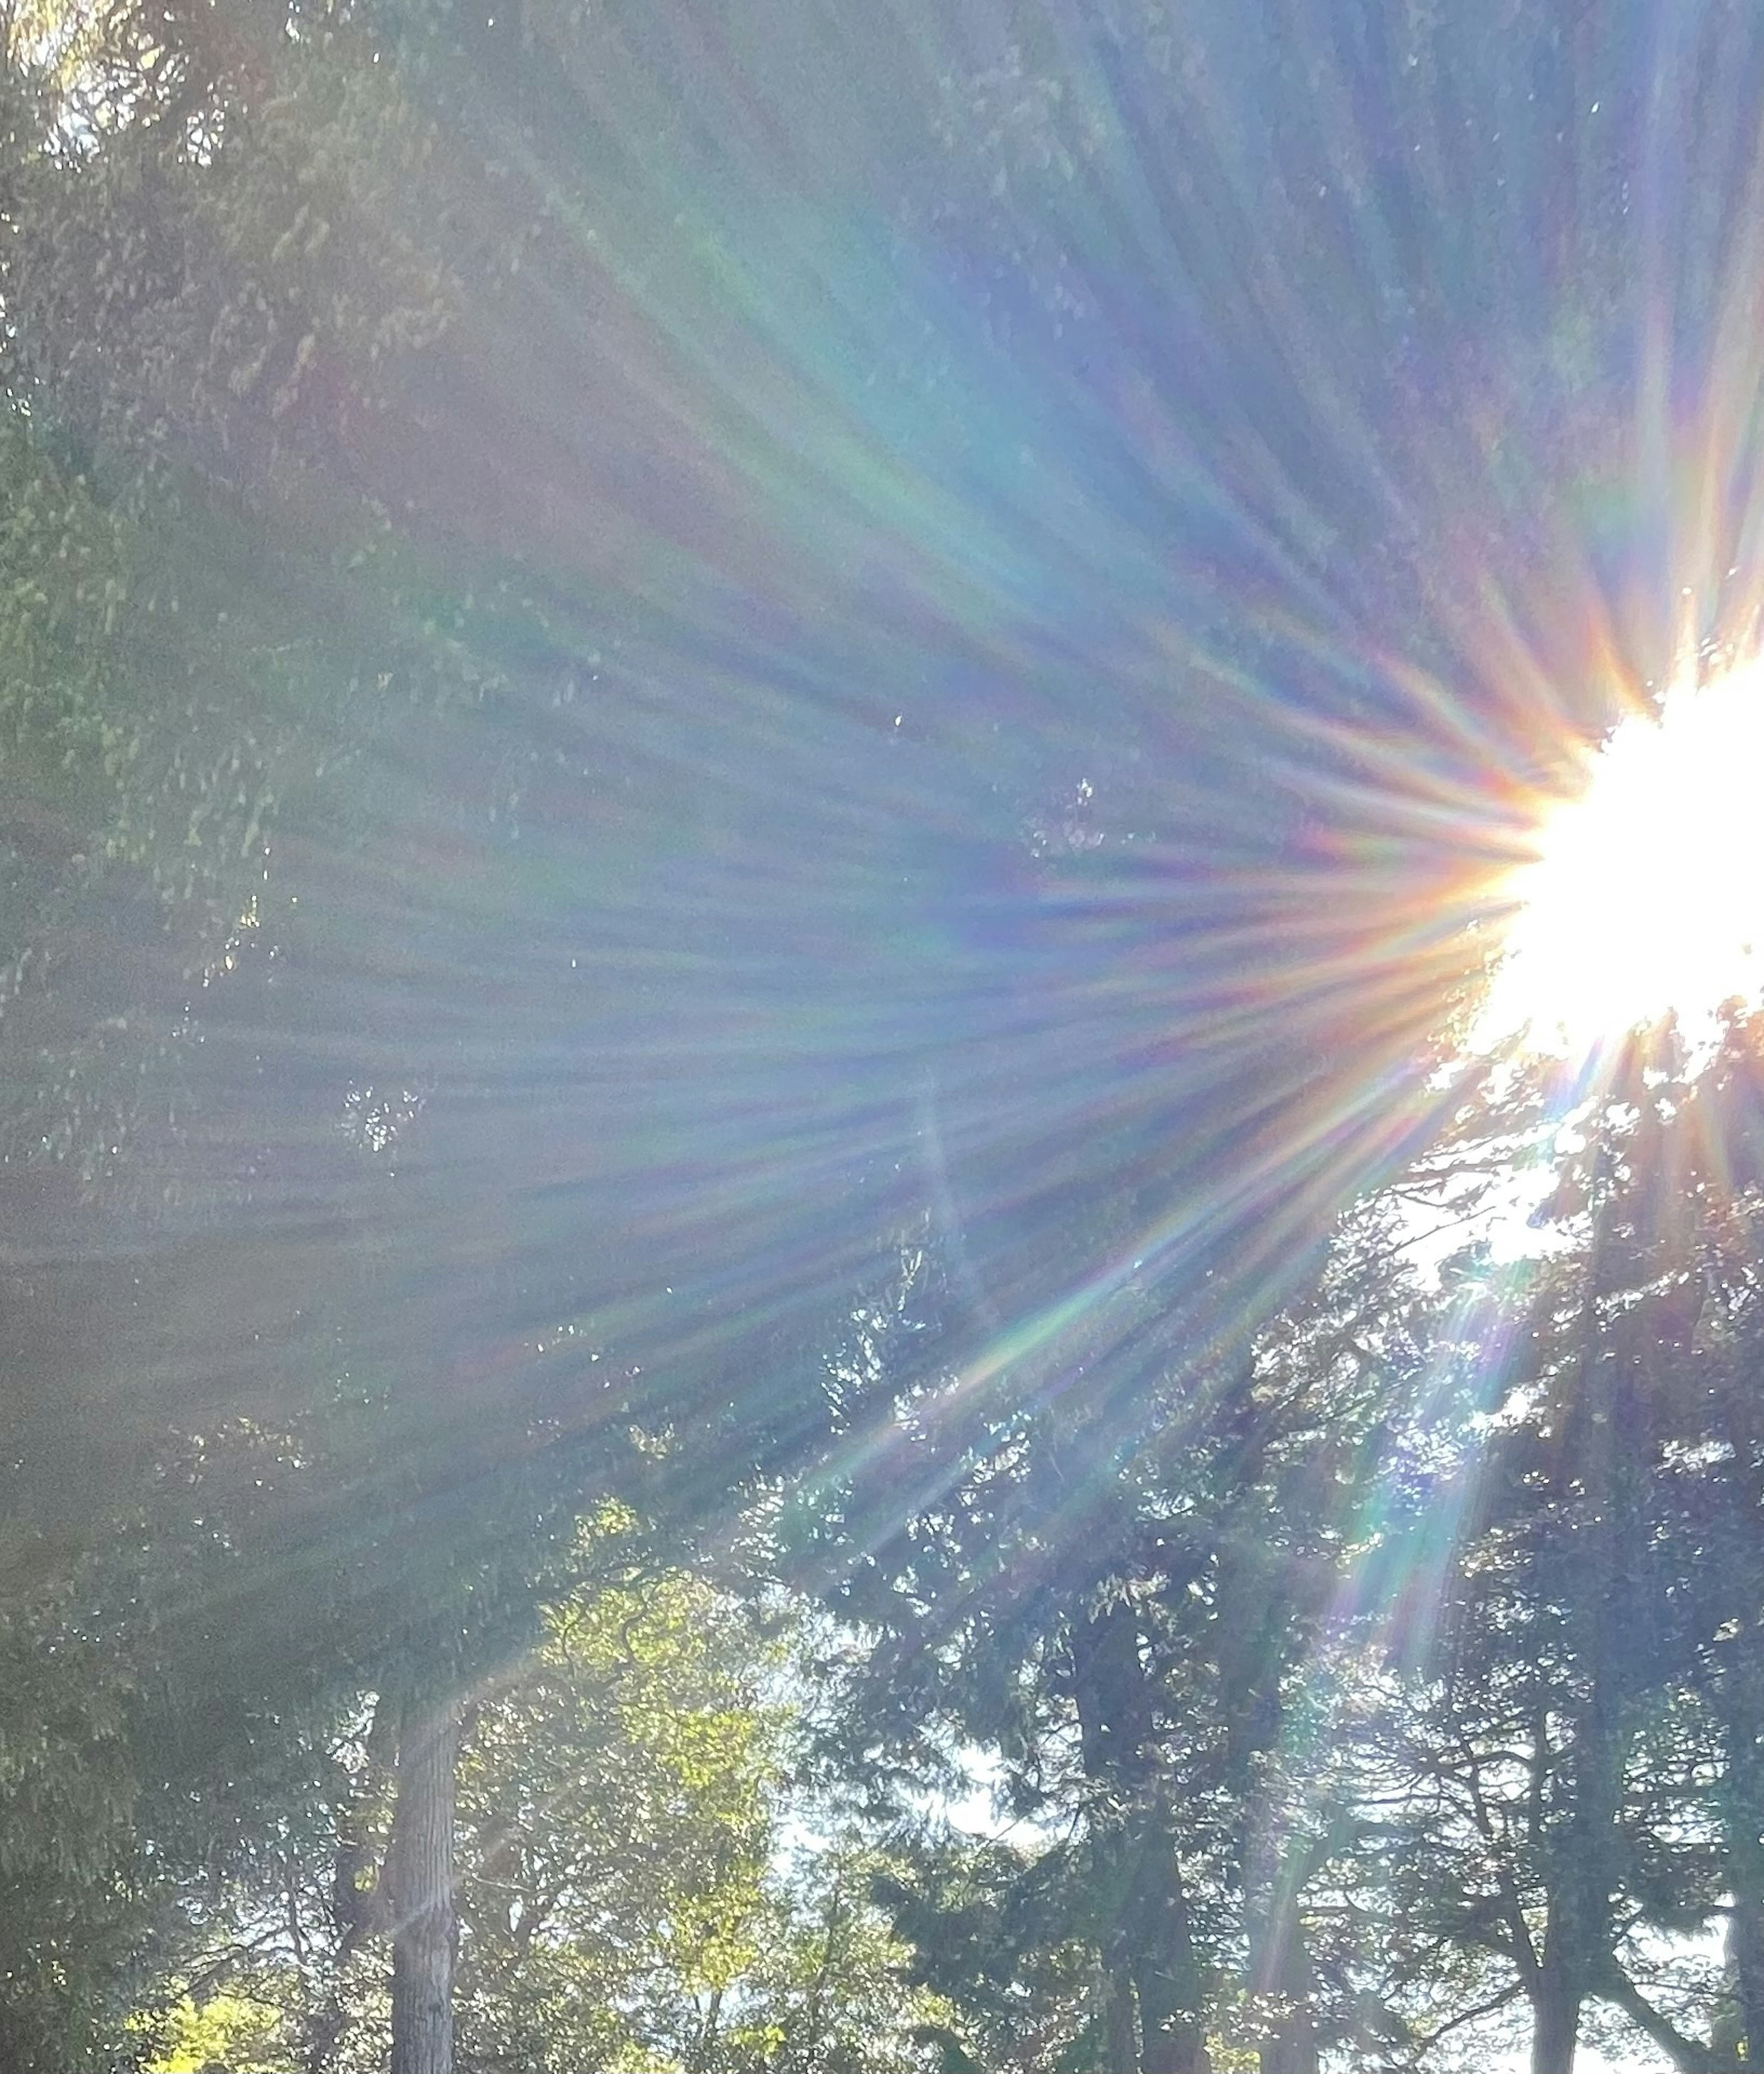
12;3;1758;2068
120;1526;944;2074
1351;1023;1764;2073
0;1580;167;2074
792;1202;1435;2073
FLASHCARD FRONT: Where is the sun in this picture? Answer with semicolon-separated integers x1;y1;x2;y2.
1480;662;1764;1056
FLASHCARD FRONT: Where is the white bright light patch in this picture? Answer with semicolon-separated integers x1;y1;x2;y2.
1481;665;1764;1055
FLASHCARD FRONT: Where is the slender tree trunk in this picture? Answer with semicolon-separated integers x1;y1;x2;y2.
1731;1874;1764;2063
1070;1597;1213;2071
1072;1601;1148;2074
388;1695;462;2074
1722;1712;1764;2068
782;1879;845;2074
1255;1913;1320;2074
1102;1964;1138;2072
1249;1837;1323;2074
686;1984;724;2074
1530;1954;1582;2074
1132;1800;1209;2074
1525;1169;1617;2074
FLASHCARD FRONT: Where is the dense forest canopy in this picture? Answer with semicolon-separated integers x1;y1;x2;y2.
5;2;1764;2072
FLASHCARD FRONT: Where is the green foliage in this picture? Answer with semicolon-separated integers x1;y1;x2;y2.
0;396;505;1174
452;1559;949;2074
0;0;516;1186
455;1565;785;2074
1;0;461;480
875;1834;1103;2074
151;1991;287;2074
50;1534;944;2074
0;1583;173;2074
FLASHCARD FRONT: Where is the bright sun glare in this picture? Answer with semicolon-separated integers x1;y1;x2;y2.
1482;662;1764;1056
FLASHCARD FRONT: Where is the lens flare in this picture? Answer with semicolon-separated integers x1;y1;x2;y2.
1482;663;1764;1056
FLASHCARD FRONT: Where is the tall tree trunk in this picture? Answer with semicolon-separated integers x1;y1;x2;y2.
1255;1912;1320;2074
1257;2011;1318;2074
388;1695;461;2074
686;1984;725;2074
1723;1710;1764;2067
1249;1836;1323;2074
1070;1597;1213;2071
1530;1952;1582;2074
1131;1814;1210;2074
1102;1964;1138;2073
1072;1599;1151;2074
1134;1946;1210;2074
1730;1852;1764;2063
1525;1164;1617;2074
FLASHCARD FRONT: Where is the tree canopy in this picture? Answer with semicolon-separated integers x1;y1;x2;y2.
7;2;1764;2072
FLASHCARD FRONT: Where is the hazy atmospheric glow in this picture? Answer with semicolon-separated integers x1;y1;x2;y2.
1484;664;1764;1054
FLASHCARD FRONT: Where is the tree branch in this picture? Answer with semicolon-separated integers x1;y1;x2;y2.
1595;1962;1715;2074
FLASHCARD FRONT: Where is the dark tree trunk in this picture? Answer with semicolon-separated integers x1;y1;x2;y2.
1102;1965;1138;2072
1249;1847;1323;2074
1131;1809;1209;2074
1732;1874;1764;2064
1070;1599;1213;2072
1722;1712;1764;2068
1530;1956;1582;2074
388;1696;461;2074
1072;1600;1151;2074
1257;2017;1319;2074
1134;1948;1210;2074
1255;1918;1320;2074
1524;1175;1620;2074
